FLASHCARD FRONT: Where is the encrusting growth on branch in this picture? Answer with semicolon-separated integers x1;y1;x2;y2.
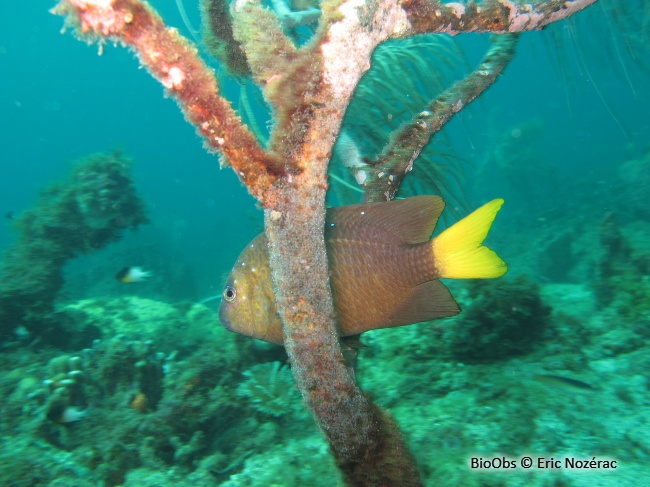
201;0;252;77
398;0;597;35
362;34;520;202
230;0;325;158
231;0;297;86
52;0;287;205
52;0;598;485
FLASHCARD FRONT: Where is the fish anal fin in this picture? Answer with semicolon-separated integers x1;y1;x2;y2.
368;280;460;331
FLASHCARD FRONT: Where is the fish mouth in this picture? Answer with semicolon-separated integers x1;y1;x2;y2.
218;304;232;331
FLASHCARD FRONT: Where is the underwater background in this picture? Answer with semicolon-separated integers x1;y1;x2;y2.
1;1;649;486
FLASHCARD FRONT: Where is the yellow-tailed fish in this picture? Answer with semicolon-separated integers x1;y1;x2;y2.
219;195;507;345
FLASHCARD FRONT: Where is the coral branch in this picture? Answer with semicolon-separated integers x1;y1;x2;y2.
231;0;298;88
51;0;601;484
264;186;423;486
363;34;519;201
398;0;598;35
52;0;285;204
201;0;251;77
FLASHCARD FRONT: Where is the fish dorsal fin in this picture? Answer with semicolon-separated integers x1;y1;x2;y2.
327;195;445;245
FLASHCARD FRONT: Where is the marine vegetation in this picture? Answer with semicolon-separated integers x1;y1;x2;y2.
593;212;650;323
0;152;147;347
442;276;551;362
237;361;302;416
51;0;599;484
0;302;291;486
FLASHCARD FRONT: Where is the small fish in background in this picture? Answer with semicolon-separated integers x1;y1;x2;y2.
4;211;13;220
116;266;151;283
47;404;89;424
533;373;597;392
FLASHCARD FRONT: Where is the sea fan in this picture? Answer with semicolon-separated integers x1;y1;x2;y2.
237;362;299;417
330;34;472;215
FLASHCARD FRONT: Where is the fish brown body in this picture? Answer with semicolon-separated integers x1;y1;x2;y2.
219;196;506;345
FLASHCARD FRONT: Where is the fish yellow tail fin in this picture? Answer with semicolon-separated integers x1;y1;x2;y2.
431;199;507;279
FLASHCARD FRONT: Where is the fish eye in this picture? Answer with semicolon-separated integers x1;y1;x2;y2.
223;285;237;302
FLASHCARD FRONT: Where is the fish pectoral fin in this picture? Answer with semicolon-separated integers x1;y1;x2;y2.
386;280;461;328
432;199;508;279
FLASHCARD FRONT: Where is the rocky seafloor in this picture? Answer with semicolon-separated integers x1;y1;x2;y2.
1;267;648;487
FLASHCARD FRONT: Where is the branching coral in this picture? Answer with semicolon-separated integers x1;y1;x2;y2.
360;34;519;202
201;0;251;77
51;0;597;484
